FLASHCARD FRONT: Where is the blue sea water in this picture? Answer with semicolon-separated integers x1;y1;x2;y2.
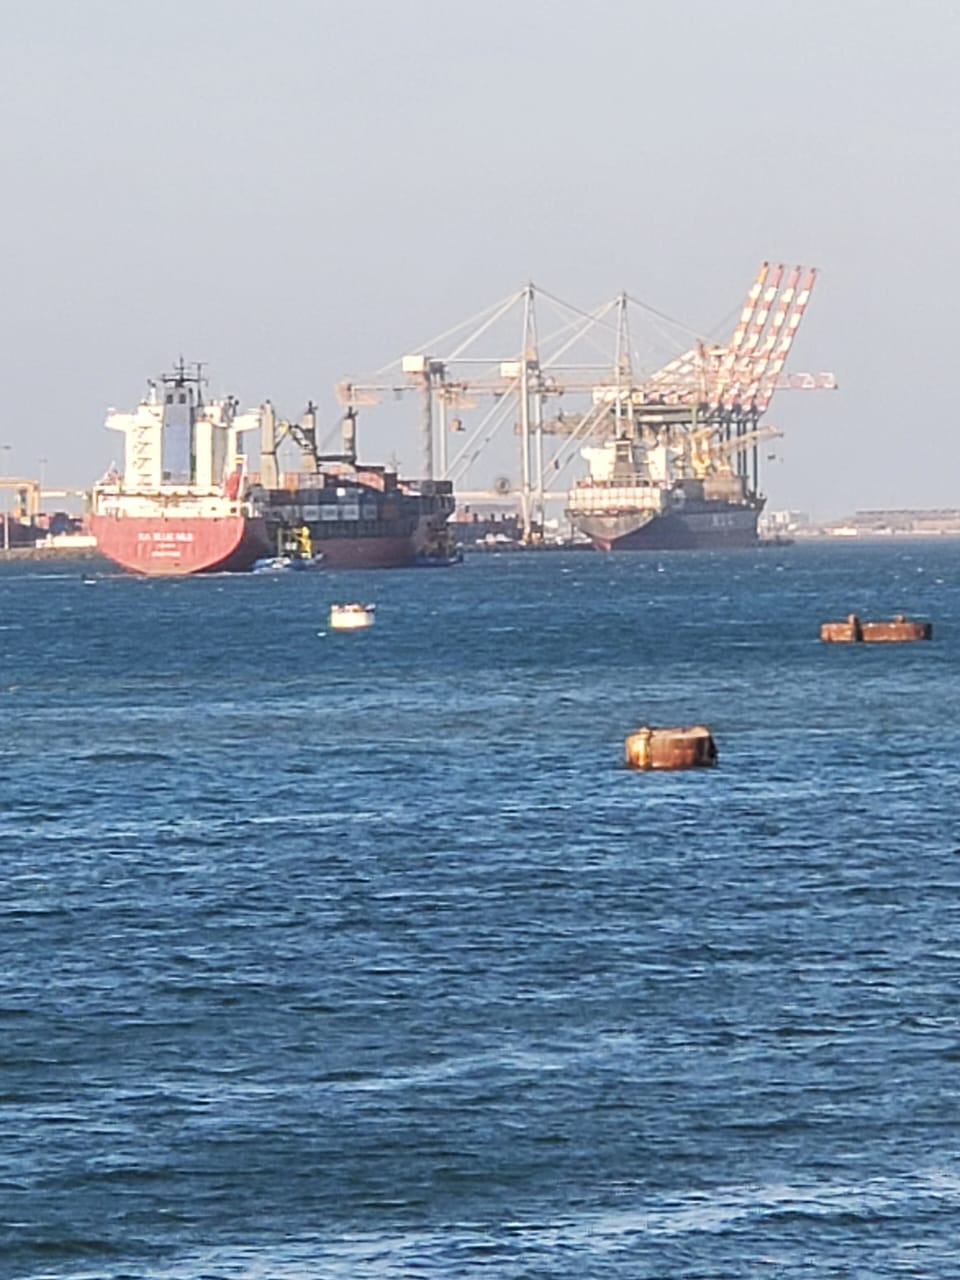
2;543;960;1279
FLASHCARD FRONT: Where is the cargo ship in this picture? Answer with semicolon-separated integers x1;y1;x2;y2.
253;469;455;569
91;366;456;575
562;263;826;552
90;363;270;575
252;401;456;569
567;432;766;551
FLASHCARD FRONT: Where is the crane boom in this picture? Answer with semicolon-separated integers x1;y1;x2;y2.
742;265;802;408
332;270;828;511
715;261;770;404
723;264;783;409
754;268;817;414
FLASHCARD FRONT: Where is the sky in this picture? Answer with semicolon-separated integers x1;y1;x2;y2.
1;0;957;518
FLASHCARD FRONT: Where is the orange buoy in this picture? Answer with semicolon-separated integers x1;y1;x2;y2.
820;613;931;643
820;613;863;643
624;725;717;771
861;614;932;642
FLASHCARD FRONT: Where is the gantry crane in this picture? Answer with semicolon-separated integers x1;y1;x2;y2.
335;268;834;538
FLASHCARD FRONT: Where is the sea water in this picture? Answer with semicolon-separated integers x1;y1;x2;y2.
2;544;959;1278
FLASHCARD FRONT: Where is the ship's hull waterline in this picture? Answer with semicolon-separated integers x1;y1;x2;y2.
89;514;270;576
91;515;450;575
262;493;455;570
575;503;762;551
308;533;419;570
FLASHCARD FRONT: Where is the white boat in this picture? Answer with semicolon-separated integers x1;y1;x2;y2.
329;602;376;630
253;555;294;574
253;553;324;574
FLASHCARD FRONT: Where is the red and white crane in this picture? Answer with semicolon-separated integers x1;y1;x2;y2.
335;266;834;537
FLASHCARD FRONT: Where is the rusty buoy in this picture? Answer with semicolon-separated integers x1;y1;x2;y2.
820;613;863;643
820;613;931;643
624;725;717;771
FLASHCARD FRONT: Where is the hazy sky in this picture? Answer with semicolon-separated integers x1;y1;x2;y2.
2;0;958;517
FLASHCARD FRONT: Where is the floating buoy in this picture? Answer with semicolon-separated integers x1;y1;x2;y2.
820;613;931;643
329;602;376;631
862;615;932;642
820;613;863;642
624;725;717;771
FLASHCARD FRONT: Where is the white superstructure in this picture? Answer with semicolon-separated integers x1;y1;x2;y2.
94;362;264;522
100;362;262;496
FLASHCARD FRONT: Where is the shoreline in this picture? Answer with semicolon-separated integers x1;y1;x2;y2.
3;534;960;573
0;547;108;563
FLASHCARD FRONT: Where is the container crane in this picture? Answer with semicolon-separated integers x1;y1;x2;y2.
335;269;834;538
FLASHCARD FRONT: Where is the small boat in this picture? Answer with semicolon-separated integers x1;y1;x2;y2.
414;532;464;567
288;553;324;571
414;546;464;567
329;602;376;630
253;553;324;574
253;556;294;574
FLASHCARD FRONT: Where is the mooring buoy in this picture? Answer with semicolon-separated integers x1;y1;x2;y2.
820;613;931;643
624;725;717;771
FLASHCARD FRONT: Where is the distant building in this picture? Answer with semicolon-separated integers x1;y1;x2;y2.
449;504;522;546
759;509;810;535
809;509;960;538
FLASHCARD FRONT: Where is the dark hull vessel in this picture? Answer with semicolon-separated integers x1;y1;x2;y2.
258;469;455;571
568;434;766;553
1;516;44;551
252;398;459;570
577;499;762;551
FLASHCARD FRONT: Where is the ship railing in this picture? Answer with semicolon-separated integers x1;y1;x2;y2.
574;475;662;489
567;486;667;513
93;489;252;519
95;483;239;498
400;479;455;497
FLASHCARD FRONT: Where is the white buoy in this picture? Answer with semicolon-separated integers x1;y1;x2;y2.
329;603;376;631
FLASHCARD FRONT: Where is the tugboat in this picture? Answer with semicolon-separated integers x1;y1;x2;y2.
253;526;324;573
414;526;463;566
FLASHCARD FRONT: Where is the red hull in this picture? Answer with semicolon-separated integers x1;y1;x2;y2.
90;514;270;576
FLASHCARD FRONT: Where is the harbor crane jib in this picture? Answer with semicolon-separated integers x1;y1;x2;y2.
336;267;834;544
